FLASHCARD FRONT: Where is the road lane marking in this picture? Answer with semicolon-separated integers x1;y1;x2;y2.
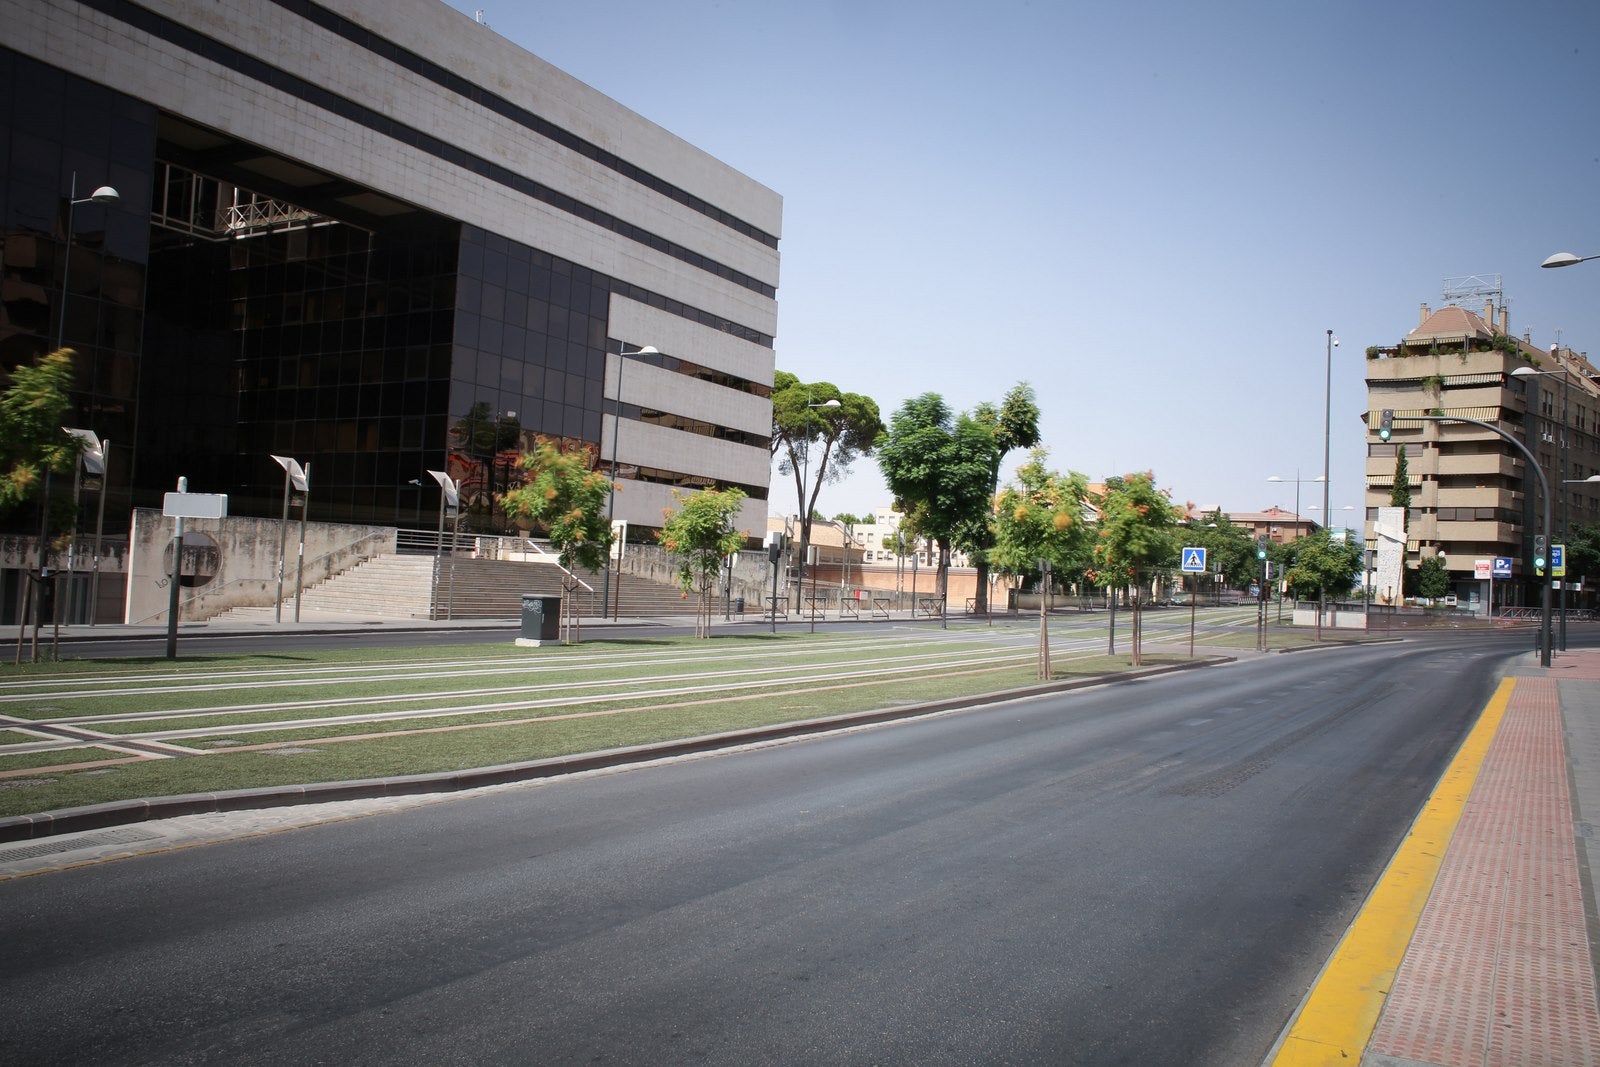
1268;676;1514;1066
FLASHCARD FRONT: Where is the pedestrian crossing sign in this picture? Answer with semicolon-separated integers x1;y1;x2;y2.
1181;546;1207;573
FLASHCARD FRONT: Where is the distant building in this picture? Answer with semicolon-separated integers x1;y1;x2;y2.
1363;299;1599;610
1220;507;1320;544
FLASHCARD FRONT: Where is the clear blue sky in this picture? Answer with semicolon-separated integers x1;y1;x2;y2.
447;0;1600;525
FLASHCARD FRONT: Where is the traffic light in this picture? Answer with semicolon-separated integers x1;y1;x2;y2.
1256;536;1268;561
1378;409;1393;442
1534;534;1547;574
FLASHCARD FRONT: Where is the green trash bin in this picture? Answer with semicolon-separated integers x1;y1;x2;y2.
517;594;562;645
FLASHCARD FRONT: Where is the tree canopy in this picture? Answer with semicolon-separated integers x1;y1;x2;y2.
0;348;81;523
771;371;884;605
1089;473;1183;592
876;392;997;600
1282;528;1364;603
967;383;1042;611
990;449;1091;588
1181;509;1259;590
501;441;613;572
658;487;747;637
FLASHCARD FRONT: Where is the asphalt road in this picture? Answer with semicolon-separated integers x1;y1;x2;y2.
0;633;1521;1064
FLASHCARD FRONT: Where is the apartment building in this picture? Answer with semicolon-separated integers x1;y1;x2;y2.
1364;301;1599;609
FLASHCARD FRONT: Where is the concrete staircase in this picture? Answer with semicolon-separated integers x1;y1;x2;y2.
213;553;709;622
436;559;704;619
211;554;436;622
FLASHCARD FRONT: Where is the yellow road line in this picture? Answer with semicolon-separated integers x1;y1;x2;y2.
1270;676;1515;1065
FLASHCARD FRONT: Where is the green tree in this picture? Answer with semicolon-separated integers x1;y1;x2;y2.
1091;472;1182;664
1183;509;1259;595
877;393;997;606
991;449;1091;591
1390;445;1411;522
1568;523;1600;589
1283;528;1364;637
501;441;615;643
968;383;1042;612
0;348;81;524
658;487;747;637
771;372;884;607
1416;555;1451;599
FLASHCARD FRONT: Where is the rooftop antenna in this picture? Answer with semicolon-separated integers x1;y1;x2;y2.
1441;273;1503;308
475;9;488;25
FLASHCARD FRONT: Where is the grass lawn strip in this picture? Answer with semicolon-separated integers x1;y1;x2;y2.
12;639;1033;726
0;653;1195;817
0;632;946;698
0;747;145;774
0;728;50;746
193;658;1040;751
84;648;1042;740
0;641;890;706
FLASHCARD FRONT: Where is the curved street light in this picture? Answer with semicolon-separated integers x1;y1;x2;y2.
1541;252;1600;269
1513;358;1574;650
34;175;121;652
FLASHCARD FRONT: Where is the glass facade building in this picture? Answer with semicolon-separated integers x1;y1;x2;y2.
1;0;780;561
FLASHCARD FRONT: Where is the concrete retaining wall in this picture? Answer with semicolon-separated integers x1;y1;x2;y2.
126;511;396;624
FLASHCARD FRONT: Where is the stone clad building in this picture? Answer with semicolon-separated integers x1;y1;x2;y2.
1;0;780;617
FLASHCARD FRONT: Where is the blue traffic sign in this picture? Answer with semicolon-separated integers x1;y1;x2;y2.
1552;544;1566;577
1181;546;1207;573
1492;557;1512;578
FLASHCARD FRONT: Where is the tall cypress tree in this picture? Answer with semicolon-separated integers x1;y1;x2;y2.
1390;445;1410;532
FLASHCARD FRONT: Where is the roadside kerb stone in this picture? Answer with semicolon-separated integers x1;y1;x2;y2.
0;654;1232;842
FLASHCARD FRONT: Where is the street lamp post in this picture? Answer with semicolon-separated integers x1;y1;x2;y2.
1514;360;1572;650
35;175;119;647
603;344;657;620
1417;414;1553;667
1267;473;1325;537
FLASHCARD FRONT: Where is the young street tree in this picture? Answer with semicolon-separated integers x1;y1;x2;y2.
991;449;1091;597
501;440;614;642
771;371;884;607
877;393;997;608
1283;528;1365;639
968;383;1042;613
1091;472;1182;665
1;348;81;522
992;450;1090;679
658;487;747;638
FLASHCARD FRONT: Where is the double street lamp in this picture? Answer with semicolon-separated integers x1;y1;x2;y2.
1266;473;1325;536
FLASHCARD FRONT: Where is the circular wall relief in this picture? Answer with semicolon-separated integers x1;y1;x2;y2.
162;531;220;588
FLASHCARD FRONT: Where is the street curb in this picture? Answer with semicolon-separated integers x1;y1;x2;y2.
0;655;1232;842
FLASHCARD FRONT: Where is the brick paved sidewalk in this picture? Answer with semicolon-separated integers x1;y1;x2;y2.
1363;653;1600;1066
